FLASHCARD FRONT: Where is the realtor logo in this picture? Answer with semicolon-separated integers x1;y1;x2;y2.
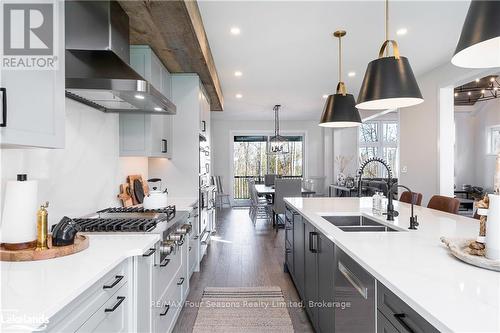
1;2;58;69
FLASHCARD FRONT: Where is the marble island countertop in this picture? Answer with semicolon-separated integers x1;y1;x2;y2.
0;234;159;330
284;197;500;333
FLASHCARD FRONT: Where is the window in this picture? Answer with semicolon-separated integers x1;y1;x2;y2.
233;135;303;199
359;121;399;177
489;126;500;155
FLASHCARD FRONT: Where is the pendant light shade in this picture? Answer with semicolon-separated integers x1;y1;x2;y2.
356;0;423;110
319;84;361;128
357;41;423;110
319;30;362;128
452;0;500;68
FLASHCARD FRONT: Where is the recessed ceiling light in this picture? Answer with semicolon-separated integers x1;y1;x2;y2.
235;93;243;99
494;87;498;91
490;77;495;82
475;78;480;82
396;28;408;36
347;71;356;77
468;91;472;96
454;92;458;97
322;94;329;99
135;94;145;99
154;107;162;111
230;27;241;35
234;71;242;77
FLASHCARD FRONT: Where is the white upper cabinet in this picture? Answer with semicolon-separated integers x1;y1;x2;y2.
0;1;65;148
119;46;174;158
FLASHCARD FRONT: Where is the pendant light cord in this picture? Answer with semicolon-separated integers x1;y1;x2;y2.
385;0;389;56
338;34;342;83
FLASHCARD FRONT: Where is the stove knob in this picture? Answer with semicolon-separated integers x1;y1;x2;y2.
160;240;175;256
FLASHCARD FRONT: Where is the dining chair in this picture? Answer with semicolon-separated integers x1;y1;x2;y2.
213;176;231;209
427;195;460;214
264;174;278;186
399;191;423;206
273;179;301;230
248;179;270;224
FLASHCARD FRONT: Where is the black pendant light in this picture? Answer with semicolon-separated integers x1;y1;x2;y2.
452;0;500;68
356;0;423;110
319;30;362;128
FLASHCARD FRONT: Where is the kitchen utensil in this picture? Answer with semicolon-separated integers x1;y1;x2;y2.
133;179;145;204
0;174;38;249
51;216;80;246
143;178;168;210
0;235;89;262
127;175;149;205
117;183;133;207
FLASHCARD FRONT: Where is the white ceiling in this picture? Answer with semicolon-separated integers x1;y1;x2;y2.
198;0;471;121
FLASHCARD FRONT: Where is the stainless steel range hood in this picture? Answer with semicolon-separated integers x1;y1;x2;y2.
65;1;176;115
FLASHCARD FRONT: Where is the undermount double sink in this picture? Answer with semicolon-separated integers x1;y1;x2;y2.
321;215;399;232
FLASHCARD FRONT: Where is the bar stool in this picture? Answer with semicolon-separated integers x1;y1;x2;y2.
427;195;460;214
399;191;423;206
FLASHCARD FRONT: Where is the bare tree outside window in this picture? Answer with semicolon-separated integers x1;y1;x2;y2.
359;121;399;178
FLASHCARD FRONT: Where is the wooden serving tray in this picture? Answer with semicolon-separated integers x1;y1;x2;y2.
441;237;500;272
0;234;89;262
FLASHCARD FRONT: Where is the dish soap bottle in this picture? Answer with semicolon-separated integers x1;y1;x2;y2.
36;202;49;250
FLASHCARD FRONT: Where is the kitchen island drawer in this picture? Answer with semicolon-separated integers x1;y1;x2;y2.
377;282;439;333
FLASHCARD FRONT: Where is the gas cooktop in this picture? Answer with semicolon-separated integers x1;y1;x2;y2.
73;205;177;233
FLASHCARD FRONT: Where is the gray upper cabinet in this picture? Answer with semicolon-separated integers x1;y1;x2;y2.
119;46;173;158
0;1;65;149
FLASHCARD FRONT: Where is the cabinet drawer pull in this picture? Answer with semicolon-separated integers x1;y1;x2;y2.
177;277;185;285
193;235;199;240
394;313;415;333
309;232;319;253
160;258;170;267
0;88;6;127
103;275;123;289
104;296;125;312
143;248;155;257
338;261;368;299
285;249;292;254
161;139;168;153
160;305;170;316
189;246;192;252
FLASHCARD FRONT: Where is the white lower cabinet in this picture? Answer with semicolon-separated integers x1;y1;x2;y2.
76;284;130;333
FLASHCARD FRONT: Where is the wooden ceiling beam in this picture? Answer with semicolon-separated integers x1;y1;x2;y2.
118;0;224;111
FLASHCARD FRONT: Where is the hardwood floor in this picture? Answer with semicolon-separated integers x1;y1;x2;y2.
173;207;314;332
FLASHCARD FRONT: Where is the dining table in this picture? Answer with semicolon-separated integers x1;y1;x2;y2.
254;184;316;197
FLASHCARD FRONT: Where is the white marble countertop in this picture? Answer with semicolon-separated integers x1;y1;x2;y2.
168;196;198;211
284;197;500;333
0;234;159;331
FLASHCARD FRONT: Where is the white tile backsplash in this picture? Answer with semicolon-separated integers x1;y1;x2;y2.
1;99;148;226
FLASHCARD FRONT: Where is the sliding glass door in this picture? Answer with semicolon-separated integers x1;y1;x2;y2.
233;135;303;199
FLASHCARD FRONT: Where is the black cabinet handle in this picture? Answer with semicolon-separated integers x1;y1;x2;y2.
160;304;170;316
309;232;319;253
161;139;168;153
177;277;185;285
103;275;123;289
189;246;192;252
143;248;155;257
0;88;6;127
160;258;170;267
201;120;206;132
193;235;199;240
394;313;415;333
104;296;125;312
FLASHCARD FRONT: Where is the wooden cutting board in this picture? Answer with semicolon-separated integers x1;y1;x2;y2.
117;183;133;207
127;175;149;205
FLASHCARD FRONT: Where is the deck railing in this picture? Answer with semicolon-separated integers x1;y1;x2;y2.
233;175;302;199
